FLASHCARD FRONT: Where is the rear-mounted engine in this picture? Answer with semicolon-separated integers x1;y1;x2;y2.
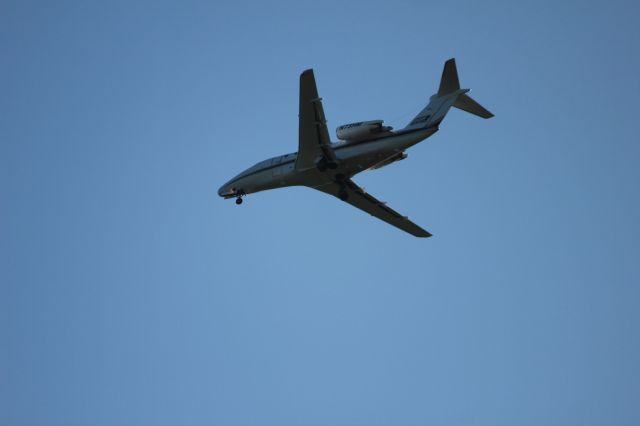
336;120;393;142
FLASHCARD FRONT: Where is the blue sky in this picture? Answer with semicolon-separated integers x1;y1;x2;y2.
2;1;640;425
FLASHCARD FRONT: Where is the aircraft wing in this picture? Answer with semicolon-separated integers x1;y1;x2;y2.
296;69;336;170
314;179;432;238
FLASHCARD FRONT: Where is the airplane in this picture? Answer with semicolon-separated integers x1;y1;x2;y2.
218;58;493;237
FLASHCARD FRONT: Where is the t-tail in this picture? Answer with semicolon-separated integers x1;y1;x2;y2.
404;58;493;130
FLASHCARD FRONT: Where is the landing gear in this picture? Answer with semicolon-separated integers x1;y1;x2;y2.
317;158;338;172
318;160;348;200
334;174;348;200
235;197;243;205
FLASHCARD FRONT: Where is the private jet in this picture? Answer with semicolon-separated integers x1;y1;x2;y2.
218;58;493;237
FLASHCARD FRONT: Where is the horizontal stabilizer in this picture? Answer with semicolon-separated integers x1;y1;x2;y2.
453;93;494;119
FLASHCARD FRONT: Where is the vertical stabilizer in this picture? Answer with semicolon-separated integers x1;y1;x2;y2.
438;58;460;96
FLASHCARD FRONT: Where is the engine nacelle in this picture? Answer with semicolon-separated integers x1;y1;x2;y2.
336;120;393;142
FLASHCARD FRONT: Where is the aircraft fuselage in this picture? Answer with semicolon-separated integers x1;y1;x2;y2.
218;127;438;198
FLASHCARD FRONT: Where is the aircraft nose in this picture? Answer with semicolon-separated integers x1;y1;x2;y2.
218;180;237;198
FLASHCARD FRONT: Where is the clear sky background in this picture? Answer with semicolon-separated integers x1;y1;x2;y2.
2;1;640;425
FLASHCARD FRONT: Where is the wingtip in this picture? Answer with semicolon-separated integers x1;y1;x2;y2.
415;230;433;238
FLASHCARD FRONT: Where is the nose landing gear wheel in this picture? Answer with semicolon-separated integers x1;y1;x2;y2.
235;197;243;205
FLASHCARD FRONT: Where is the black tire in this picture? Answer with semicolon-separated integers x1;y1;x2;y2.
317;158;327;172
235;197;243;205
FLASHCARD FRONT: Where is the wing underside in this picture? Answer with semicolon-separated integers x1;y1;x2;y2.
314;179;432;238
296;69;335;170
